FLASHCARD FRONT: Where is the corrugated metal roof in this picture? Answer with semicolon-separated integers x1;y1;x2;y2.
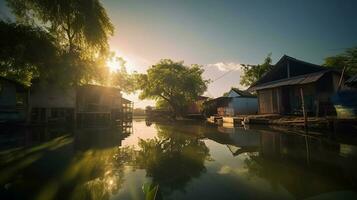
249;55;327;89
231;88;256;97
249;70;329;91
346;75;357;84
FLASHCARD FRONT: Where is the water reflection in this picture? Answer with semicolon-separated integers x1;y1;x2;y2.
207;125;357;199
133;123;210;197
0;121;357;199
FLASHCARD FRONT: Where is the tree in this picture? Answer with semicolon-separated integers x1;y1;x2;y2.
134;123;209;196
135;59;209;117
324;46;357;75
6;0;114;85
240;53;273;87
0;20;59;85
110;57;136;93
7;0;113;54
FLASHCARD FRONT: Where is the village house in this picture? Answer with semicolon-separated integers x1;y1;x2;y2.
29;82;76;123
248;55;343;116
0;77;29;123
204;88;258;117
29;83;132;124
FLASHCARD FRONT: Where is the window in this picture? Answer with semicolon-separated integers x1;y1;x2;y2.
16;93;25;106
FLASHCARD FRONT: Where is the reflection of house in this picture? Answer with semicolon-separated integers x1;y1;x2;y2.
205;126;260;156
29;83;132;124
0;77;29;123
204;88;257;117
248;55;343;116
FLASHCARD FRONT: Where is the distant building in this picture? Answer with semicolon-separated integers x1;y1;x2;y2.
248;55;343;116
186;96;209;115
204;88;258;117
0;77;29;123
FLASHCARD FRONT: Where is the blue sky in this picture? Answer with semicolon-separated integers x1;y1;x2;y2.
1;0;357;108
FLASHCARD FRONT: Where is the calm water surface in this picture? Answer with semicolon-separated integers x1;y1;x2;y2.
1;120;357;200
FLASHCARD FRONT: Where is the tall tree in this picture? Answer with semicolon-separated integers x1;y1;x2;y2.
7;0;113;54
240;53;273;87
0;20;59;85
324;46;357;75
110;57;136;93
6;0;114;85
135;59;209;117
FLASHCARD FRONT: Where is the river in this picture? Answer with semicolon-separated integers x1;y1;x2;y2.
1;120;357;200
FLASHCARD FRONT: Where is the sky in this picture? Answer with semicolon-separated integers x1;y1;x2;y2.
1;0;357;108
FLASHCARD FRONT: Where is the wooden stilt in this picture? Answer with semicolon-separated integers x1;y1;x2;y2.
300;88;308;132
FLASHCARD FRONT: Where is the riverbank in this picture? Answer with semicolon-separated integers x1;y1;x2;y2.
207;114;357;133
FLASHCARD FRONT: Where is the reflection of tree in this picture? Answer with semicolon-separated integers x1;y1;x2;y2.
133;124;210;195
70;146;135;200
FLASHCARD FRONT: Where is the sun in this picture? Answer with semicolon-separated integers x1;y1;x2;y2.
106;50;135;73
107;58;121;72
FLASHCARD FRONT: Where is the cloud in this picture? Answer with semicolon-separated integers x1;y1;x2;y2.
206;62;243;72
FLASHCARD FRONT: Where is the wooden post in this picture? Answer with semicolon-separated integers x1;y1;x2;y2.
338;66;346;91
300;88;308;132
305;135;310;165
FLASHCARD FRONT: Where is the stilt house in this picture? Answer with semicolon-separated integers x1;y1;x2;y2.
248;55;343;116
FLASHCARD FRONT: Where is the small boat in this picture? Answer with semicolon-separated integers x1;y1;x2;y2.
331;90;357;119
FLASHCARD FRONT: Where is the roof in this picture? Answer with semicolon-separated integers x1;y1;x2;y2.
204;96;232;107
122;97;132;104
345;75;357;86
230;88;256;97
248;70;335;91
0;76;28;88
197;95;209;100
80;84;121;92
249;55;327;89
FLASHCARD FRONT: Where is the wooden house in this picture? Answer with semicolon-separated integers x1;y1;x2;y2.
248;55;343;116
0;77;29;123
29;83;76;123
29;83;132;124
204;88;257;117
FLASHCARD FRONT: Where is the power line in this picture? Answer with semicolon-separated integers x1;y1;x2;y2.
211;69;236;83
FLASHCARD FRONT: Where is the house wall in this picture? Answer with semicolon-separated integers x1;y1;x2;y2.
0;80;17;106
258;89;274;114
76;86;122;113
290;84;316;114
0;79;28;122
258;84;316;115
30;84;76;108
258;75;340;116
229;97;258;115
